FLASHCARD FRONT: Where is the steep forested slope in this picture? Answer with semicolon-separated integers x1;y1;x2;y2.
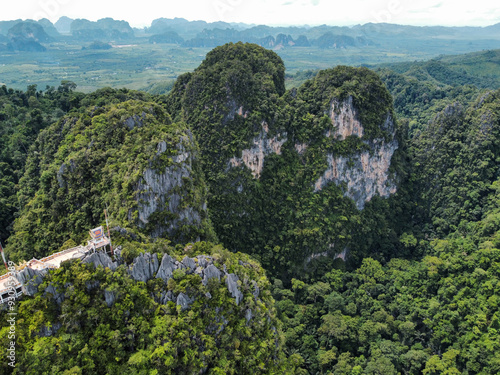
0;82;84;242
166;43;406;279
273;90;500;375
1;43;499;375
0;242;295;374
7;95;215;261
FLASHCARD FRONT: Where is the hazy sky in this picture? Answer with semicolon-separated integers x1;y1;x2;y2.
1;0;499;28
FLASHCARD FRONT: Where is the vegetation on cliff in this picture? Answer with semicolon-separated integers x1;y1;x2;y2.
166;43;405;279
0;241;296;374
0;42;499;374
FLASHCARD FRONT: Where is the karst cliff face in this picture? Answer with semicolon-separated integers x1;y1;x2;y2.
8;99;214;260
165;43;402;273
134;130;210;240
228;122;287;178
314;96;398;209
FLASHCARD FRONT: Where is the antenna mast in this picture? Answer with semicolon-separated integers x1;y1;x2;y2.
104;206;113;256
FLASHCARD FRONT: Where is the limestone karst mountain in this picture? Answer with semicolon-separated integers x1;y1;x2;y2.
165;42;404;276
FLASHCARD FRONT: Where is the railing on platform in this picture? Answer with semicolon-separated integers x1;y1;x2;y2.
0;244;93;304
0;272;23;304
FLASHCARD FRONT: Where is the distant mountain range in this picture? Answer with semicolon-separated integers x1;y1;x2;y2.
0;16;499;52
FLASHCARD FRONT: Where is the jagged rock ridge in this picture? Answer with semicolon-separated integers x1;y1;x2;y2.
16;250;256;311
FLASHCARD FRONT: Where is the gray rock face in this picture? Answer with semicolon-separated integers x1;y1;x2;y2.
196;255;211;268
225;273;243;305
176;292;194;311
16;267;48;296
82;252;118;271
133;131;207;239
124;112;146;130
129;252;159;282
252;280;260;300
181;256;196;273
86;280;100;291
228;122;287;179
104;290;116;307
314;98;398;210
203;264;221;286
245;309;253;323
44;284;65;305
156;254;176;281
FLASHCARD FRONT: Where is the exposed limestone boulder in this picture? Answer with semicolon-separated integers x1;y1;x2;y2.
181;256;196;273
44;283;66;305
129;252;159;282
85;280;100;291
196;255;211;268
176;292;194;311
82;251;118;271
202;264;221;286
124;112;146;130
251;280;260;299
104;290;116;307
225;273;243;305
245;309;253;323
17;267;48;296
156;254;177;281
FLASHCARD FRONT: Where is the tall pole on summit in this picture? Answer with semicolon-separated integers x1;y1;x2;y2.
0;241;8;270
104;206;113;256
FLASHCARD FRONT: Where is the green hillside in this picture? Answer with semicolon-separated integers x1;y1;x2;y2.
0;43;499;374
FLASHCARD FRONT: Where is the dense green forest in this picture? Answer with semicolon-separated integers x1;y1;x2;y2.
0;42;499;374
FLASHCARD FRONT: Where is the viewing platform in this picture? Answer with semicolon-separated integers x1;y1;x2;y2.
0;226;112;304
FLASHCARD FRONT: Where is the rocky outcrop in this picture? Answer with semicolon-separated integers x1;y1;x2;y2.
203;264;221;286
124;112;146;130
104;290;116;307
315;140;398;209
176;292;194;311
229;122;287;178
38;322;62;337
225;273;243;305
294;142;308;154
134;131;207;239
328;96;364;140
314;98;398;209
17;267;48;296
82;251;118;271
156;254;176;281
129;252;159;282
17;249;256;311
44;283;67;305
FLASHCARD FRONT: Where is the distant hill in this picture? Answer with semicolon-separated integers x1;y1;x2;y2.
0;19;21;35
149;30;184;44
379;49;500;89
7;21;52;43
6;21;51;51
70;17;134;41
148;17;247;39
54;16;74;34
37;18;60;38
